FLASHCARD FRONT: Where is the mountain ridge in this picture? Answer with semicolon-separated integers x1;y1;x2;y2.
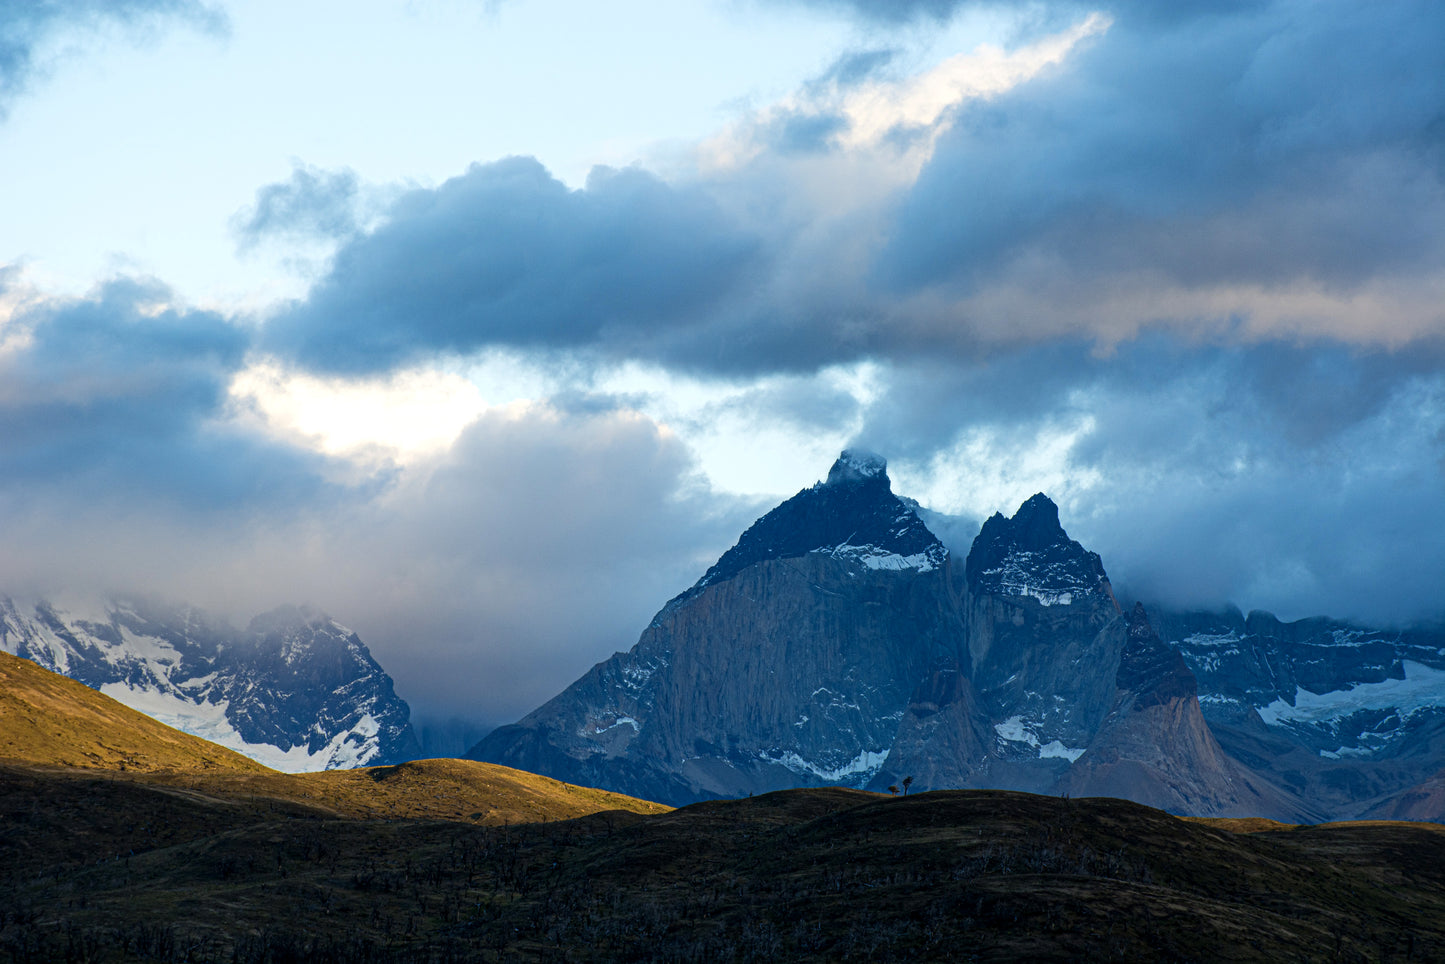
470;450;1443;821
0;595;419;772
470;452;1305;818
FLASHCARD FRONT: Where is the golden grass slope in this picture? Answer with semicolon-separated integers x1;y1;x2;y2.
166;759;672;824
0;648;668;823
0;648;268;773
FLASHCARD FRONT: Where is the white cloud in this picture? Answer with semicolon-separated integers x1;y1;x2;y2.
229;360;488;463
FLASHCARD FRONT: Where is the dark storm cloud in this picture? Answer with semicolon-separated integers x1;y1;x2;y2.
231;164;363;251
263;157;763;374
0;277;331;514
0;0;224;116
881;0;1445;312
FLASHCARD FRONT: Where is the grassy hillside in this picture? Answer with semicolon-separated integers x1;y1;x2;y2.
172;758;671;824
0;648;269;774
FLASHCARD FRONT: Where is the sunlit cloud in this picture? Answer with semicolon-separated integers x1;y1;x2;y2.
699;12;1110;182
229;361;488;463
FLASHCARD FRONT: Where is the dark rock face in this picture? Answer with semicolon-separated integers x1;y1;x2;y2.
470;452;1301;819
1118;603;1197;711
0;596;418;771
683;448;946;600
481;550;967;805
965;493;1110;607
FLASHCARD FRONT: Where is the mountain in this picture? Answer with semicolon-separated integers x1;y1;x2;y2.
1147;605;1445;818
6;580;1443;961
472;450;958;804
470;450;1299;818
0;596;419;771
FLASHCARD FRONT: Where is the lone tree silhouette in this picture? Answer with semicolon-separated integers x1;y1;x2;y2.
902;776;914;797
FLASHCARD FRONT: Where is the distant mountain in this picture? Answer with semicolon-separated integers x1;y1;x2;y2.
0;597;419;771
1147;606;1445;819
469;450;1304;819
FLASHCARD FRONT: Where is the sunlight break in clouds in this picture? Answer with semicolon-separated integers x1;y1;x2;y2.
701;12;1111;179
230;362;487;462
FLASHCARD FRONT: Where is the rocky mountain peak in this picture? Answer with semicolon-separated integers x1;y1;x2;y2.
683;451;946;596
964;494;1111;607
1009;493;1066;543
0;595;418;771
1127;601;1155;642
824;449;888;487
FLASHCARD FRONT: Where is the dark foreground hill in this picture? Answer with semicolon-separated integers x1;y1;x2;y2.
2;763;1443;963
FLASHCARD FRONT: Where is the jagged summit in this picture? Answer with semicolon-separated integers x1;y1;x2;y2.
1009;493;1065;542
685;451;945;595
825;449;888;486
964;493;1111;607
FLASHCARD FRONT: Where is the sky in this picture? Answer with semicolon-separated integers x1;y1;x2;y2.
1;0;1443;733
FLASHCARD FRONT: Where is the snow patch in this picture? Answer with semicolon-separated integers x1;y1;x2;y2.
995;715;1041;748
996;716;1085;762
980;550;1099;606
1038;740;1087;763
759;748;890;783
97;683;379;772
816;542;947;574
1256;661;1445;728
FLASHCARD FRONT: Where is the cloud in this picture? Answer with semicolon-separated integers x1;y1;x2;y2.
323;403;760;721
263;157;764;374
257;0;1445;383
0;276;761;723
0;276;334;511
257;16;1106;380
0;0;225;117
0;275;348;612
764;0;970;26
231;164;364;252
877;0;1445;345
763;0;1270;28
